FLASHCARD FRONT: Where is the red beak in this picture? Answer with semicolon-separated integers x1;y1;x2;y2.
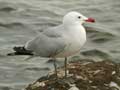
85;18;95;23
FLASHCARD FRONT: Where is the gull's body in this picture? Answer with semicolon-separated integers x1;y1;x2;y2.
8;11;95;78
25;24;86;58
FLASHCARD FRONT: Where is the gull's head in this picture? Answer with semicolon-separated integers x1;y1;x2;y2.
63;11;95;26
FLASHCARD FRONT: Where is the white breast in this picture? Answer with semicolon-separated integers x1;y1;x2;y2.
55;25;86;58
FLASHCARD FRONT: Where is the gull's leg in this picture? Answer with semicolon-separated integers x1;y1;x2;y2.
64;57;67;78
53;58;58;79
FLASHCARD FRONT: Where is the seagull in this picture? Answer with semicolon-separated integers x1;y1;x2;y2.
8;11;95;78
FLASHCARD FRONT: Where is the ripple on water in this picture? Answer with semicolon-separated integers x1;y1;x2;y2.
0;86;11;90
0;6;16;12
90;32;115;43
81;49;110;59
25;67;50;71
0;1;17;12
86;26;115;43
0;22;25;28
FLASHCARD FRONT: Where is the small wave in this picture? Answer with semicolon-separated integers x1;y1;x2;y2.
0;1;17;12
85;26;115;43
0;86;11;90
92;38;111;43
81;49;110;59
25;67;50;71
0;22;25;28
35;22;58;27
0;6;16;12
91;32;115;43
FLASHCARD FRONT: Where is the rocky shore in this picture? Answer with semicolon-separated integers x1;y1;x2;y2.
25;59;120;90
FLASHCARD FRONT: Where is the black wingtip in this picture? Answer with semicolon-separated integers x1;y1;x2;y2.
13;46;26;52
7;46;33;56
7;52;16;56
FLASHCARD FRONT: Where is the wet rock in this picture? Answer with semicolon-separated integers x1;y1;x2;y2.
25;59;120;90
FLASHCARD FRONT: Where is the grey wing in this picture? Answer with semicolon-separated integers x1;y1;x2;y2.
42;25;64;37
25;28;66;57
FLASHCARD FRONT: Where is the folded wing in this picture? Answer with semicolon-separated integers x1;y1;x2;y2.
25;25;66;57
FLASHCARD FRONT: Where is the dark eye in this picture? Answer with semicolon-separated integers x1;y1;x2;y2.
78;16;81;19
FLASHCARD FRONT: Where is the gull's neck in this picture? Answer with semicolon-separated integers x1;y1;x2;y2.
63;23;85;33
63;23;86;43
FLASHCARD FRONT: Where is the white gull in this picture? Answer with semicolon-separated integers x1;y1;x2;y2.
8;11;95;78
